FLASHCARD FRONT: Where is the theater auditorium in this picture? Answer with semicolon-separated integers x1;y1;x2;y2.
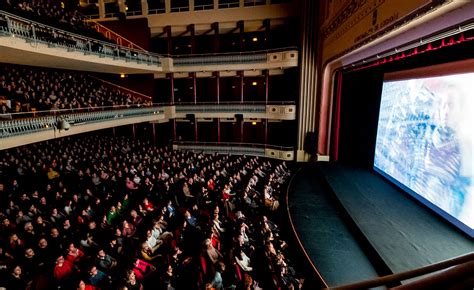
0;0;473;289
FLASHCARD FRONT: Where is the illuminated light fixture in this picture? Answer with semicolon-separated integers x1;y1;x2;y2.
252;121;257;125
252;81;257;86
252;37;258;42
125;6;129;11
120;73;126;78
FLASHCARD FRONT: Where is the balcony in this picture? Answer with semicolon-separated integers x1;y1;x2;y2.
0;10;163;74
173;141;294;161
0;102;296;150
1;10;298;74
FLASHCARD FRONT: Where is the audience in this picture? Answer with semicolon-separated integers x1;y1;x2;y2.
0;63;151;114
0;134;300;289
2;0;109;42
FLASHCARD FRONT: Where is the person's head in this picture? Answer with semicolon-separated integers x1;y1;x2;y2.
98;249;106;258
38;238;48;248
12;265;22;277
68;243;77;252
51;228;59;237
78;280;86;290
130;210;138;218
89;266;98;276
127;270;136;282
56;255;65;265
25;248;35;258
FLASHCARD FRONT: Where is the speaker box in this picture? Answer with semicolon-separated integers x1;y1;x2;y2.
235;114;244;122
118;12;126;21
304;131;317;154
186;114;195;124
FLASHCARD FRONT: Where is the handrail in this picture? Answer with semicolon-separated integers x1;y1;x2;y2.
174;141;294;151
0;10;163;65
170;6;190;13
89;19;147;51
172;46;298;58
332;252;474;289
0;101;295;119
174;101;295;105
88;75;153;100
0;106;164;138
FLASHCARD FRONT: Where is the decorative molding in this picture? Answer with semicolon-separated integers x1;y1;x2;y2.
324;0;450;70
326;0;386;42
322;0;369;39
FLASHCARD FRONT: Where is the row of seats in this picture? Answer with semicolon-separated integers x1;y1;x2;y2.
0;63;152;115
0;135;301;289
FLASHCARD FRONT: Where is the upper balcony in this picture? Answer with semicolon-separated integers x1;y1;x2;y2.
0;10;298;75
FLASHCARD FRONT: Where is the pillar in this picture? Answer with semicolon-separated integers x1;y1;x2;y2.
296;0;320;162
141;0;148;16
239;71;244;103
98;0;105;18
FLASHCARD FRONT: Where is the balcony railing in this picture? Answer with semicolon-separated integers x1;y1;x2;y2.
174;141;294;160
172;47;297;67
0;10;162;66
173;52;267;66
0;105;163;138
175;102;267;113
0;102;295;138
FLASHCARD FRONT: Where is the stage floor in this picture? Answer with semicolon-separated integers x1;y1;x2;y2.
288;163;473;287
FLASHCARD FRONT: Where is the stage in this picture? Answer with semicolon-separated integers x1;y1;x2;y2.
287;163;473;287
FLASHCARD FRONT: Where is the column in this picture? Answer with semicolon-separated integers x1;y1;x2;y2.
98;0;106;18
168;73;175;104
189;24;196;54
264;69;269;104
214;0;219;9
141;0;148;16
217;119;221;142
264;119;268;144
195;120;198;142
212;22;219;53
214;71;220;104
117;0;126;14
189;0;195;11
239;71;244;103
165;0;171;13
152;123;156;145
237;20;244;51
297;0;320;162
191;72;197;104
263;19;271;49
165;26;172;55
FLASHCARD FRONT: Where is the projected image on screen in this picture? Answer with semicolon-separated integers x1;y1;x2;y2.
374;72;474;235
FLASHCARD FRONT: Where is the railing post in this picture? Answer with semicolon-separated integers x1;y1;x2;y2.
5;16;11;33
31;24;36;42
265;69;269;104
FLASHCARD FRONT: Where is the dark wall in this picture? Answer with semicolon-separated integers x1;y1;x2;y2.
100;18;151;50
96;73;155;99
338;68;383;167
